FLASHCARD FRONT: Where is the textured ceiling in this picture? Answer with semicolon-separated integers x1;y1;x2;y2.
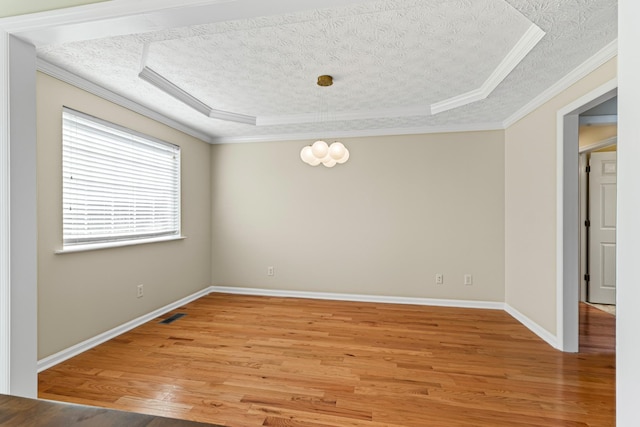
36;0;617;143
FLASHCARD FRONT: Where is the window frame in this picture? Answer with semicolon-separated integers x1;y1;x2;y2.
60;107;182;252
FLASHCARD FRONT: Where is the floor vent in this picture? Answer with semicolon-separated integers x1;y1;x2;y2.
159;313;186;324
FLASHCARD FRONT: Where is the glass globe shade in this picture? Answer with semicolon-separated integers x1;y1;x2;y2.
300;146;315;164
307;156;321;166
329;142;346;160
323;158;337;168
336;148;350;164
311;140;329;159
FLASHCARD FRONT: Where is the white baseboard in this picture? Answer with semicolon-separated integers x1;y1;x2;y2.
38;286;560;372
504;304;559;349
209;286;505;310
37;287;211;372
212;287;560;349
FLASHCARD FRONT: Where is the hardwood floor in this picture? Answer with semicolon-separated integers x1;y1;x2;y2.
38;295;615;427
579;302;615;354
0;394;219;426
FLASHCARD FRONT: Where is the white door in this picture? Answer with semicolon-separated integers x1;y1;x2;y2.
588;152;617;305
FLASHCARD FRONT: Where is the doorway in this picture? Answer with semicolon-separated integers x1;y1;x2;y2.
558;83;617;353
578;98;617;313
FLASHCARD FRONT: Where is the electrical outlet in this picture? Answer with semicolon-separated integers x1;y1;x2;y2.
267;266;274;276
464;274;473;285
137;284;144;298
435;273;443;285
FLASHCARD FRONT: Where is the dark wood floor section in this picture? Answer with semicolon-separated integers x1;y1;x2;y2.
39;295;615;427
0;393;219;427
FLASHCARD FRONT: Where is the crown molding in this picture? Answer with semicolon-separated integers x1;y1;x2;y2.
431;23;545;115
578;136;617;154
36;57;505;145
13;3;616;145
35;35;617;146
0;0;224;37
257;106;430;126
258;23;545;125
3;0;381;47
37;58;213;143
212;121;505;144
503;39;618;128
138;66;211;116
139;66;257;125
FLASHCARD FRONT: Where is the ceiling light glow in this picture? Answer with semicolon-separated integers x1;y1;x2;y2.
300;140;349;168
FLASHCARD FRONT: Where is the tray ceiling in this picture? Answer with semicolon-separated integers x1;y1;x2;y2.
35;0;617;143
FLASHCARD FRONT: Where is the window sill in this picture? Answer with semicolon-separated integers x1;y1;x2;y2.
55;235;186;254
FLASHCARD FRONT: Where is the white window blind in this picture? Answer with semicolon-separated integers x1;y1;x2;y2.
62;108;180;247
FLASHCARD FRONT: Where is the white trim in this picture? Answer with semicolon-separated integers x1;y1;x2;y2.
261;23;545;125
34;34;617;145
37;285;576;372
209;108;256;125
138;66;212;116
0;1;615;386
504;304;559;349
579;136;617;154
37;58;212;143
6;36;38;397
55;235;186;254
556;113;578;352
579;115;617;126
0;0;231;31
37;287;212;372
504;40;618;128
2;1;616;147
213;122;506;144
38;57;505;145
38;56;506;145
556;79;618;352
257;106;430;127
210;286;505;310
213;287;560;347
138;66;257;125
4;0;382;48
0;30;10;395
431;24;545;115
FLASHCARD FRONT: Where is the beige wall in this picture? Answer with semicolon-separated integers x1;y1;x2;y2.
579;125;617;149
211;131;505;301
37;72;212;358
594;144;617;153
504;58;617;334
0;0;106;17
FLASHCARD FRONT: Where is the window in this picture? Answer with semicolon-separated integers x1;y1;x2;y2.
62;108;180;249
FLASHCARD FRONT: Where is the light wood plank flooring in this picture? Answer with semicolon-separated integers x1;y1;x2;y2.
39;295;615;427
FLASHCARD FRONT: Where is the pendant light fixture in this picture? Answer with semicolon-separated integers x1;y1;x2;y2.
300;75;350;167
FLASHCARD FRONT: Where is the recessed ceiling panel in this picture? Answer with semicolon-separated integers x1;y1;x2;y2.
143;0;531;117
35;0;617;142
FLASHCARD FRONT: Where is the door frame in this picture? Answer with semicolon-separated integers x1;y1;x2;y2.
556;80;617;352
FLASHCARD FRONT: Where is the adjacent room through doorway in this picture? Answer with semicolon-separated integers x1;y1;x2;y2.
577;96;617;350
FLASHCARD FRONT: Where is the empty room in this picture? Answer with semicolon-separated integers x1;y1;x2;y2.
2;0;638;426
